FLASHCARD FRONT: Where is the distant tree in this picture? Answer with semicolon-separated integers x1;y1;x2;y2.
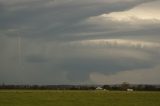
135;85;145;91
102;85;111;90
121;82;130;91
144;85;156;91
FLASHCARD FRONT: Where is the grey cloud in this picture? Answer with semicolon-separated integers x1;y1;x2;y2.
25;55;49;63
0;36;160;84
0;0;155;40
73;15;160;42
0;0;160;84
57;47;159;81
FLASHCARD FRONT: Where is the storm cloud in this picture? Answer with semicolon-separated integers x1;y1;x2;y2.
0;0;160;84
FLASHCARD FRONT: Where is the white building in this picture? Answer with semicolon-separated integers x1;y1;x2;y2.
127;89;134;92
96;87;103;90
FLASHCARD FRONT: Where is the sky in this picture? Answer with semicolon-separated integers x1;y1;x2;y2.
0;0;160;85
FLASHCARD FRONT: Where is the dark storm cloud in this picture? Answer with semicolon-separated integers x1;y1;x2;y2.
0;0;160;84
0;0;156;40
60;57;154;81
55;45;160;82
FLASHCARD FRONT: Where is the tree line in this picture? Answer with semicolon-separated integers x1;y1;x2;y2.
0;83;160;91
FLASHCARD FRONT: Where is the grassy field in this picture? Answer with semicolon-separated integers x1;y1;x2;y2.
0;90;160;106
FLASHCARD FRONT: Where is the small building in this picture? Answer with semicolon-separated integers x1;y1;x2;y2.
96;87;103;90
127;89;134;92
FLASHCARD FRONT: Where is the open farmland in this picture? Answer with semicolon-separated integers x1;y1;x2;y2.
0;90;160;106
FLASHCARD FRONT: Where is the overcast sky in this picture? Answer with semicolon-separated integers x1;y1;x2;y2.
0;0;160;85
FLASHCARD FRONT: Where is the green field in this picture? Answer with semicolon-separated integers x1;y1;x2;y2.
0;90;160;106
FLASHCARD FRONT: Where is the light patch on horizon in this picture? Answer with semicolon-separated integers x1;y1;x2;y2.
69;39;160;49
